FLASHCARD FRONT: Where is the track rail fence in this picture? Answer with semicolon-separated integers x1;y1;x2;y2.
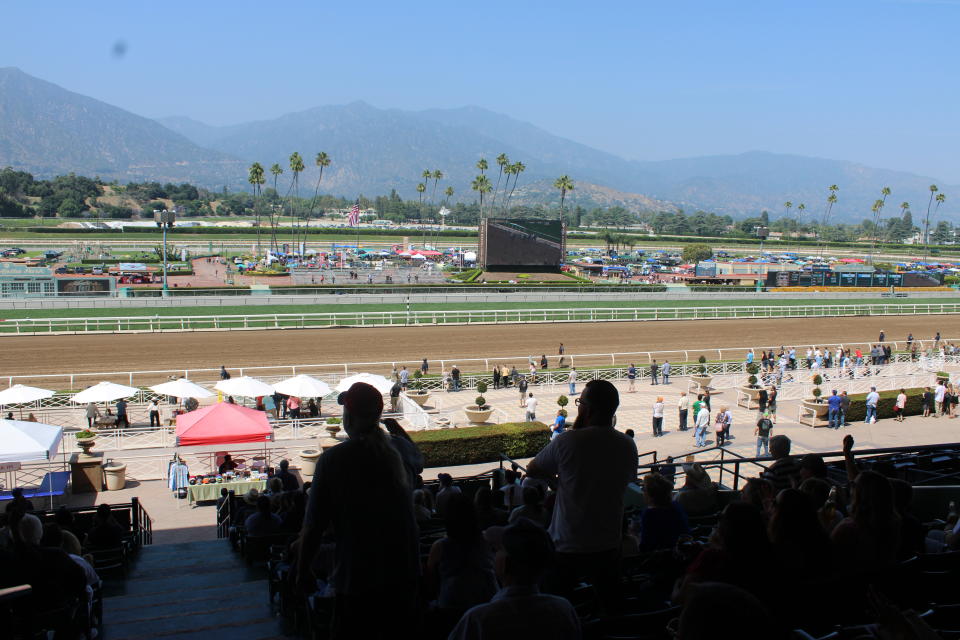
2;302;960;336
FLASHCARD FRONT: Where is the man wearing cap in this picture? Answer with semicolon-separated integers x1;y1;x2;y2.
755;411;773;458
449;519;580;639
297;382;419;638
526;379;637;605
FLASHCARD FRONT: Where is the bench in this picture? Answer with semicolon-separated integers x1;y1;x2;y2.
0;471;70;500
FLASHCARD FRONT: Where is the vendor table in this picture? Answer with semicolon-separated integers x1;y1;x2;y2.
187;479;266;504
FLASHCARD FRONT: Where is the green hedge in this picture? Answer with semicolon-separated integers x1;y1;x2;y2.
409;421;549;467
81;258;159;264
841;387;926;422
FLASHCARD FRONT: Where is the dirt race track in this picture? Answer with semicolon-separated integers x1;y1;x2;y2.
2;315;959;382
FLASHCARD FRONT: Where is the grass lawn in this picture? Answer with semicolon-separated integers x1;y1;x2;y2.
1;297;956;321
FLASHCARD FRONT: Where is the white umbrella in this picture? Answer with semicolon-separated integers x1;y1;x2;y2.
0;384;55;406
0;419;63;463
336;373;393;394
71;381;139;404
214;376;275;398
149;378;215;399
273;375;332;398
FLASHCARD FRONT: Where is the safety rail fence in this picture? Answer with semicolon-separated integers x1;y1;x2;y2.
4;340;956;393
639;442;960;491
3;302;960;336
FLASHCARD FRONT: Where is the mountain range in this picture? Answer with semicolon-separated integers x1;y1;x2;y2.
1;67;956;222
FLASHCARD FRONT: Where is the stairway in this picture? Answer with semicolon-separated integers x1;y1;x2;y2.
101;540;295;640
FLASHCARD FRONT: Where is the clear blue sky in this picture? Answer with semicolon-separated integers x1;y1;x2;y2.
3;0;959;181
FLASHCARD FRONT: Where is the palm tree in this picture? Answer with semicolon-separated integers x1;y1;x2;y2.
783;201;792;218
506;161;526;212
288;152;305;248
416;182;426;222
492;153;509;210
554;175;575;221
923;184;939;256
817;185;838;252
304;151;331;251
868;198;885;264
476;158;488;175
443;185;454;206
248;162;265;254
795;203;806;233
269;163;283;250
430;170;443;219
471;174;492;218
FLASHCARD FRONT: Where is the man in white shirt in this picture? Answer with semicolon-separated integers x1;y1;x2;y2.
527;379;637;605
935;382;947;417
865;386;881;423
525;393;538;422
567;368;577;395
677;392;689;431
449;520;580;640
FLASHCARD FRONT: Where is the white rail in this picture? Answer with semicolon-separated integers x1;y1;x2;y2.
2;302;960;336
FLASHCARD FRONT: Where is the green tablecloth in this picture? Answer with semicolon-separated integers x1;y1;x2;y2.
187;479;266;504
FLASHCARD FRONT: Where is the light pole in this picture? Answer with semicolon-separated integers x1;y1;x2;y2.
154;209;176;296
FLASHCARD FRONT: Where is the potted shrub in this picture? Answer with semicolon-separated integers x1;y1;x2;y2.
738;363;762;407
801;374;829;423
557;394;569;418
405;370;431;406
324;416;342;437
691;355;712;390
75;429;97;455
464;381;494;424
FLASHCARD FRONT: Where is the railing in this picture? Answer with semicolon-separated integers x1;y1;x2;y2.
3;302;960;335
131;496;153;546
4;339;957;391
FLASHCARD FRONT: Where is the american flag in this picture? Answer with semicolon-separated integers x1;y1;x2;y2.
348;201;360;227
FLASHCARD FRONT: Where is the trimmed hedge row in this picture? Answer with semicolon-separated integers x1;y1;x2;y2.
841;387;926;422
409;421;549;467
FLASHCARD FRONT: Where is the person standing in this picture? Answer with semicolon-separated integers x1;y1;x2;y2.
652;397;665;437
420;358;429;376
922;386;934;417
527;380;637;605
879;329;885;343
399;366;410;391
219;365;231;380
389;381;402;414
551;411;566;440
894;389;907;422
525;393;538;422
518;377;529;407
650;360;659;385
287;395;301;419
451;365;461;392
115;399;129;429
540;354;548;370
677;391;689;431
662;360;671;385
935;380;946;418
148;399;161;428
567;368;577;395
865;387;880;424
694;403;710;447
746;350;754;366
85;402;99;429
755;411;773;457
492;366;501;390
626;363;637;393
907;333;914;349
827;390;842;429
935;331;941;348
839;390;849;426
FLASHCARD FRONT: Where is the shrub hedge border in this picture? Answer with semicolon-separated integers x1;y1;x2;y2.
409;421;549;467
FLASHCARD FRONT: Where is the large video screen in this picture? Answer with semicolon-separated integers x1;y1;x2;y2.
481;218;564;270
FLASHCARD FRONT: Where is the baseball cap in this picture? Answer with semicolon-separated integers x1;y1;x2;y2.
337;382;384;415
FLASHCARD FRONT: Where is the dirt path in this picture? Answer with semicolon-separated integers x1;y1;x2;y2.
2;315;957;381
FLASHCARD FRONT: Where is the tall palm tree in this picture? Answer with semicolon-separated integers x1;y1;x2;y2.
554;175;575;221
818;185;838;252
304;151;331;250
500;163;516;215
471;174;492;219
269;163;284;251
492;153;509;210
795;203;806;233
476;158;488;175
868;198;885;264
248;162;265;254
416;182;426;222
783;201;792;217
288;152;305;249
443;185;454;206
923;184;939;255
430;170;443;219
506;161;526;211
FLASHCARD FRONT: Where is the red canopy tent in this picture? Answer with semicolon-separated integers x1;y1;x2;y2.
175;402;272;447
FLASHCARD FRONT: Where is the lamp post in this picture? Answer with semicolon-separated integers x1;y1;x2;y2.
154;209;176;296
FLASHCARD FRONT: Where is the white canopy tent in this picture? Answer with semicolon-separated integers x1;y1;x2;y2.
0;385;55;419
214;376;275;399
336;373;393;394
71;381;139;404
0;419;63;463
149;379;215;399
273;375;332;398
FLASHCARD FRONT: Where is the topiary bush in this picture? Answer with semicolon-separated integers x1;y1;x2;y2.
475;381;488;408
557;394;569;417
409;422;549;467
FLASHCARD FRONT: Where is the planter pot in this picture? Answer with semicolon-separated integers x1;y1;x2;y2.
464;405;494;424
691;375;713;388
324;424;342;438
405;391;430;407
802;399;829;417
77;438;97;455
300;449;321;478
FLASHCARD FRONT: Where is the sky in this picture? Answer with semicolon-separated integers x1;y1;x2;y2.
3;0;960;181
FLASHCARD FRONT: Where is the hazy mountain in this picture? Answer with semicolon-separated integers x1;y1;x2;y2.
2;68;955;222
0;67;243;186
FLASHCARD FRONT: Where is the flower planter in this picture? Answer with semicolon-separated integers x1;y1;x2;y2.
802;399;829;417
76;438;97;455
691;375;713;390
737;386;762;409
464;406;494;424
405;391;430;407
324;424;341;438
